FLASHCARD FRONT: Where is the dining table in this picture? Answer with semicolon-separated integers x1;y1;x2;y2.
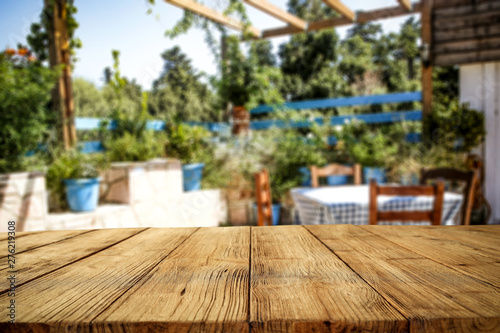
1;224;499;332
292;185;463;225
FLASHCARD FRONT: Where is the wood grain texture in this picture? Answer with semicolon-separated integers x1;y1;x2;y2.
243;0;306;29
0;229;90;259
94;226;251;332
0;227;197;332
250;225;407;332
0;228;144;293
360;225;500;288
307;224;500;332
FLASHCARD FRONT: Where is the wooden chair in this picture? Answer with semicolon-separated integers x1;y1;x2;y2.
255;169;273;226
310;163;362;188
369;179;445;225
420;168;478;225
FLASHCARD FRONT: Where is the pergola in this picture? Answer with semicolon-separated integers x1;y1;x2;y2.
47;0;500;149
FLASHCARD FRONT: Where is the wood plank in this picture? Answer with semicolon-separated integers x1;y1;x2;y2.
434;25;500;43
434;10;500;30
0;231;39;241
360;225;500;288
434;36;500;55
250;225;407;331
94;226;250;332
357;3;422;23
434;1;500;19
321;0;355;21
243;0;306;30
434;48;500;66
421;0;432;117
163;0;260;37
0;228;145;293
0;229;91;259
261;4;422;38
308;16;351;31
433;0;496;10
307;224;500;332
397;0;412;11
0;227;197;332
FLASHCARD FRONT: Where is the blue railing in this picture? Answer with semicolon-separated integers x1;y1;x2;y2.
74;91;422;153
250;91;422;114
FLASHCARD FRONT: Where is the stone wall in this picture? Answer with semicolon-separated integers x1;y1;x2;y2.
0;172;47;232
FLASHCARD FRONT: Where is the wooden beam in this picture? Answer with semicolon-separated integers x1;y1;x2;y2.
321;0;355;21
421;0;433;121
243;0;307;30
262;3;422;39
357;2;422;23
397;0;412;11
45;0;77;149
163;0;260;37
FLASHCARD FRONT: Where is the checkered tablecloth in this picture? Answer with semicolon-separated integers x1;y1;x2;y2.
291;185;463;225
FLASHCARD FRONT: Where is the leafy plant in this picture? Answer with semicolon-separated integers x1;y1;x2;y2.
0;51;57;173
165;124;212;164
426;101;486;152
100;50;166;162
340;121;398;168
106;131;166;163
46;150;108;211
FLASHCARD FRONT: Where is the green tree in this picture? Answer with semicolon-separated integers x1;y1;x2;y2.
149;46;218;122
0;52;57;172
72;78;108;117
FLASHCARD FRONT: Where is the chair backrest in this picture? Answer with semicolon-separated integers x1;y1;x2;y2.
369;179;445;225
255;169;273;226
420;168;477;225
310;163;362;188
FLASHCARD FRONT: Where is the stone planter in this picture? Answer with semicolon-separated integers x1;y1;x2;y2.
0;172;47;232
100;159;183;205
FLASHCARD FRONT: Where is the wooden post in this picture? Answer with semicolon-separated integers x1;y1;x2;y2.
421;0;433;120
46;0;77;150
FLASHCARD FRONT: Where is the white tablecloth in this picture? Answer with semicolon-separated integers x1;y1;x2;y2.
291;185;463;225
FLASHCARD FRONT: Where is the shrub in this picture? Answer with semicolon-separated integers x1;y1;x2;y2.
165;123;212;164
0;51;57;172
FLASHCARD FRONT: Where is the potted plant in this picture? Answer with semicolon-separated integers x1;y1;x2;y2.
165;123;212;191
47;150;108;212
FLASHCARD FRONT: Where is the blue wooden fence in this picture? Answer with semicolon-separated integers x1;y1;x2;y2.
74;91;422;153
250;91;422;114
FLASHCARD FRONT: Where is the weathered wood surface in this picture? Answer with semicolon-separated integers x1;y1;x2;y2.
1;225;499;332
432;0;500;66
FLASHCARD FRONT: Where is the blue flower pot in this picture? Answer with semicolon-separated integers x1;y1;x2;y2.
363;167;386;184
182;163;205;191
64;178;101;212
299;167;311;186
254;203;281;226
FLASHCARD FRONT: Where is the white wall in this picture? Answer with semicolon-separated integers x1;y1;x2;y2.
460;63;500;224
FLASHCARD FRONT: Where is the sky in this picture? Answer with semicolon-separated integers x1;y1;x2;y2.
0;0;417;90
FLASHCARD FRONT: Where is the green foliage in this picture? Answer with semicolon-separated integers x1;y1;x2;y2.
27;0;82;64
101;50;166;162
340;121;399;168
149;46;219;122
426;101;486;152
72;78;109;117
106;131;166;162
220;37;284;110
165;124;212;164
0;52;57;173
46;150;108;211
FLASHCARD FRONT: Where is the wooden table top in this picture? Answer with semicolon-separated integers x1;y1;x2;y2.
1;225;499;332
